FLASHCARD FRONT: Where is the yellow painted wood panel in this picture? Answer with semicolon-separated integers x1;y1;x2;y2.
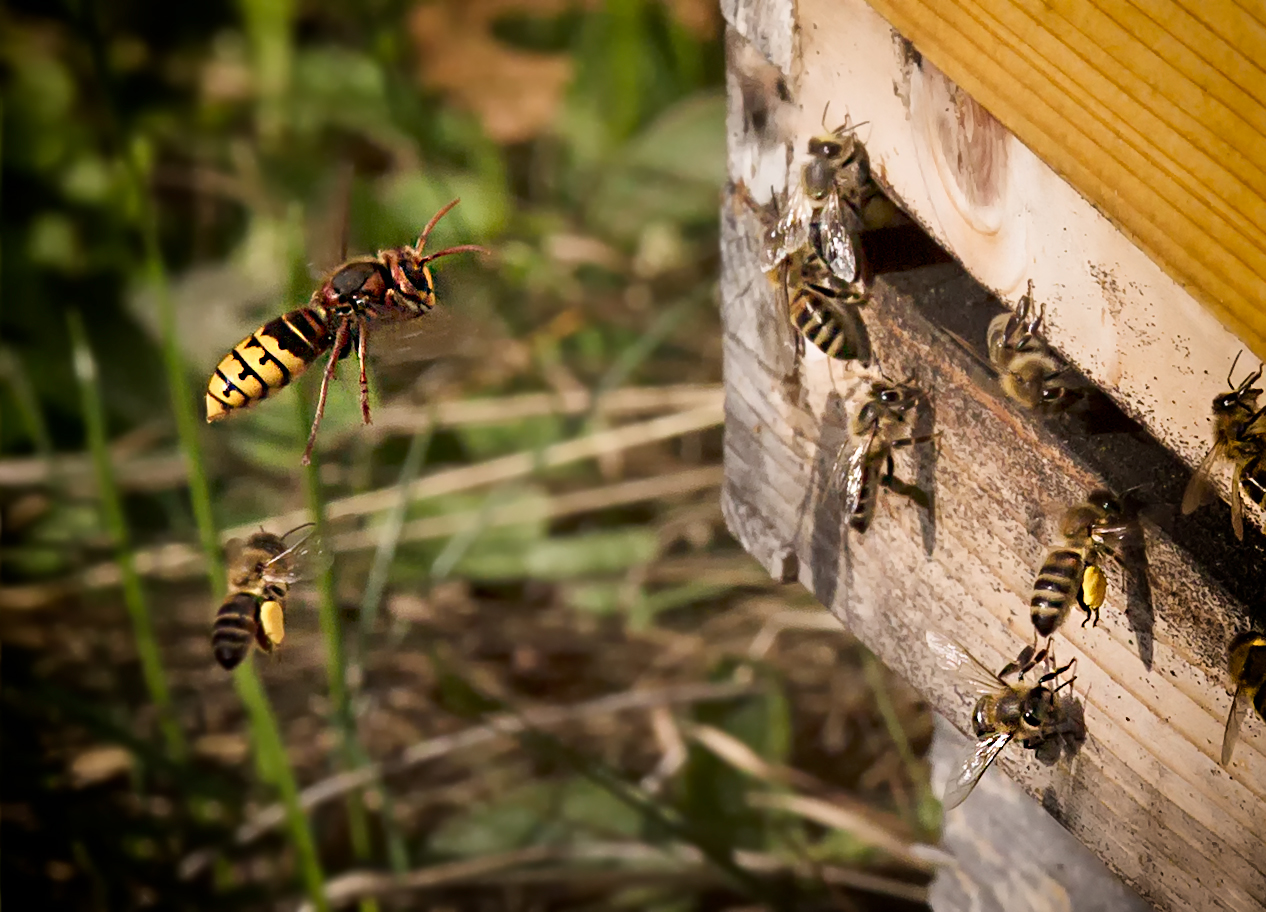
862;0;1266;359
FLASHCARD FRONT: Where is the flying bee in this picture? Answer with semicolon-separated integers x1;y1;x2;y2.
985;281;1078;413
778;247;871;364
1221;631;1266;767
205;199;487;464
1181;352;1266;541
831;378;934;534
211;523;327;671
927;630;1079;810
1030;490;1130;638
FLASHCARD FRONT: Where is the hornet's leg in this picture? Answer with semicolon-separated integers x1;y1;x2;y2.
356;318;371;425
303;317;351;465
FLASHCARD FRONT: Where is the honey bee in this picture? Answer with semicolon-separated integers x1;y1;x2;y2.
927;630;1079;810
1181;352;1266;541
1029;490;1130;638
832;378;934;534
986;282;1078;413
778;247;871;364
759;114;872;285
211;523;326;670
205;199;486;464
1221;631;1266;767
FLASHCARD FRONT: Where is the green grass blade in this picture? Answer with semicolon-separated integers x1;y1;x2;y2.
129;158;328;911
233;660;330;911
67;310;185;761
290;220;378;910
127;136;224;587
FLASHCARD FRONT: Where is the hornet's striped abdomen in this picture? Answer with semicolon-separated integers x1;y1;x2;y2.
205;307;332;422
1030;546;1085;637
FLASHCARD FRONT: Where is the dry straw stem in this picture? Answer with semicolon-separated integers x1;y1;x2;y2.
307;841;929;911
0;407;723;606
0;384;722;491
683;723;939;871
181;680;759;876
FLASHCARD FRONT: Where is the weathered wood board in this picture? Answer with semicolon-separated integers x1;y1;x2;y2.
928;715;1157;912
721;78;1266;912
859;0;1266;373
725;0;1266;543
721;3;1266;910
718;214;1266;908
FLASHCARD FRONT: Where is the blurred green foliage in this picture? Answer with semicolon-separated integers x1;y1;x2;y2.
0;0;937;908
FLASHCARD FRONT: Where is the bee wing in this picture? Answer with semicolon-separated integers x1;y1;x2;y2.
926;630;1005;693
1230;459;1247;541
1181;441;1226;516
262;530;331;585
816;192;858;283
840;431;875;518
942;730;1013;811
760;183;810;272
1221;683;1252;767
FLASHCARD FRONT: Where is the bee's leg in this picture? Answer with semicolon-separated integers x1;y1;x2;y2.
303;318;351;465
355;318;371;425
1038;656;1077;689
888;433;937;451
1076;585;1100;628
1050;659;1078;694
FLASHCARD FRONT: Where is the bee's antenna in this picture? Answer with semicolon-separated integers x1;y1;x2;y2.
281;521;317;541
1229;350;1244;389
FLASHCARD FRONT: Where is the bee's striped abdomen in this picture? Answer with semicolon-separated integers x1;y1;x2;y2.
1030;547;1085;636
206;307;331;422
212;592;261;670
848;457;881;533
790;293;847;359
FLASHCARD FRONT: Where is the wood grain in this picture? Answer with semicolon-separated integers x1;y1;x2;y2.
928;716;1157;912
721;46;1266;895
860;0;1266;368
730;0;1266;543
719;181;1266;906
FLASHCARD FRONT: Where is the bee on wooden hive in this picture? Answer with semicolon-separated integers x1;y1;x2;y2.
1181;352;1266;541
205;199;486;464
760;112;873;284
832;378;934;534
1221;631;1266;767
927;631;1080;810
778;247;871;365
986;281;1079;413
1029;490;1130;639
211;523;326;670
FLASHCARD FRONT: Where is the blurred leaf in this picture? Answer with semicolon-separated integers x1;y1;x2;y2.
429;776;642;857
453;527;659;581
587;91;725;241
406;0;584;143
455;413;566;461
621;91;725;186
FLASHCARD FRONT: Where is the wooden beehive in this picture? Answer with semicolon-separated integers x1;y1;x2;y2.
719;1;1266;910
